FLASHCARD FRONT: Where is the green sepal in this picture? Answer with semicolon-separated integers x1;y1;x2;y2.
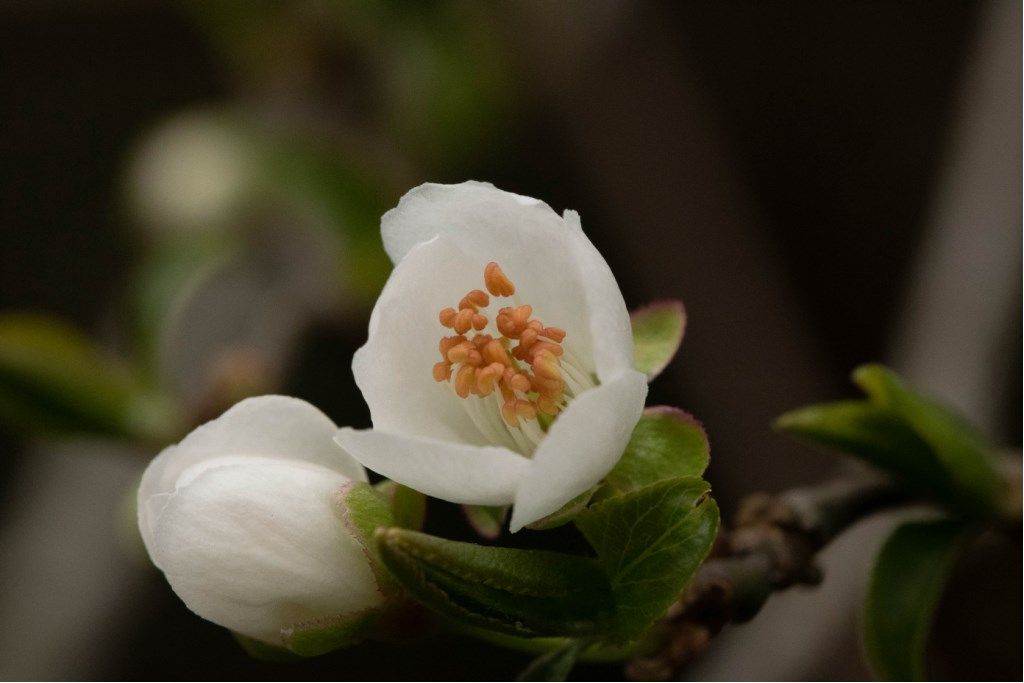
864;518;973;681
375;480;427;531
516;639;585;682
338;482;399;596
630;300;686;380
463;504;509;539
281;608;380;657
232;632;302;662
0;313;179;440
575;477;719;641
602;407;710;496
374;527;615;638
525;488;597;531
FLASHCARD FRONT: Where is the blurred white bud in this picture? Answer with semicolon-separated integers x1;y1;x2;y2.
137;396;383;645
126;111;255;234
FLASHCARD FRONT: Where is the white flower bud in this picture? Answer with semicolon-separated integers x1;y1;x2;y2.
137;396;383;645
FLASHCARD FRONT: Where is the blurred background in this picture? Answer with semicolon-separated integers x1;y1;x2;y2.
0;1;1019;679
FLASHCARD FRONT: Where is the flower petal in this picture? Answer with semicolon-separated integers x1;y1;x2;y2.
352;235;498;445
379;182;633;381
509;370;648;532
335;427;530;506
149;459;381;644
138;395;364;548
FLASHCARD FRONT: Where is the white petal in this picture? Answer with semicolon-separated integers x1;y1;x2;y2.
352;235;497;445
149;459;381;645
509;370;648;532
138;395;364;549
379;182;633;381
335;427;530;506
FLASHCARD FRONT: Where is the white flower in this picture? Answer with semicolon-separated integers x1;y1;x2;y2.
335;182;648;532
137;395;383;645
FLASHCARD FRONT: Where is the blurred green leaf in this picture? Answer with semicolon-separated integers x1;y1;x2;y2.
853;364;1002;514
575;477;719;641
603;407;709;495
631;301;686;379
374;528;614;638
775;401;951;499
0;313;178;440
516;639;584;682
776;365;1004;516
864;518;972;681
463;504;508;539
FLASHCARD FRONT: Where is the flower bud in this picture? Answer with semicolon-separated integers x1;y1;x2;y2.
137;396;383;646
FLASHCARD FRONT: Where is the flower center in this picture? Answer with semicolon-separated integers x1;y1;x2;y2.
433;262;578;437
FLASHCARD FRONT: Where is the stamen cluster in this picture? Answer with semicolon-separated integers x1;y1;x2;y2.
433;262;568;427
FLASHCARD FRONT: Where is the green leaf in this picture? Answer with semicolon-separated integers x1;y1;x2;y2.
282;609;380;657
517;639;584;681
853;364;1002;514
575;477;719;641
864;518;972;681
603;407;710;495
376;480;427;530
0;313;179;440
463;504;508;539
374;528;614;638
631;301;686;379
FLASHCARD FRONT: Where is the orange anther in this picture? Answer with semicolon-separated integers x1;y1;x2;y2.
508;373;531;393
454;365;476;398
439;307;457;328
432;362;452;382
529;340;564;359
472;313;488;330
484;262;516;297
439;335;466;358
540;326;566;342
482;339;510;365
446;341;475;364
453;308;475;334
467;289;490;307
501;400;520;427
512;305;533;325
515;400;537;421
519;327;539;349
537;395;561;416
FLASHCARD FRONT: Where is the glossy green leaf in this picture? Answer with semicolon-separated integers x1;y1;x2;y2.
630;301;686;379
853;364;1002;513
575;477;719;640
376;480;427;531
517;639;584;682
463;504;508;539
374;528;614;638
603;407;710;495
864;518;972;681
0;313;178;440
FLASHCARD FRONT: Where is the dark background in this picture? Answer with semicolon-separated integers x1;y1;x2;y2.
1;1;1019;680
